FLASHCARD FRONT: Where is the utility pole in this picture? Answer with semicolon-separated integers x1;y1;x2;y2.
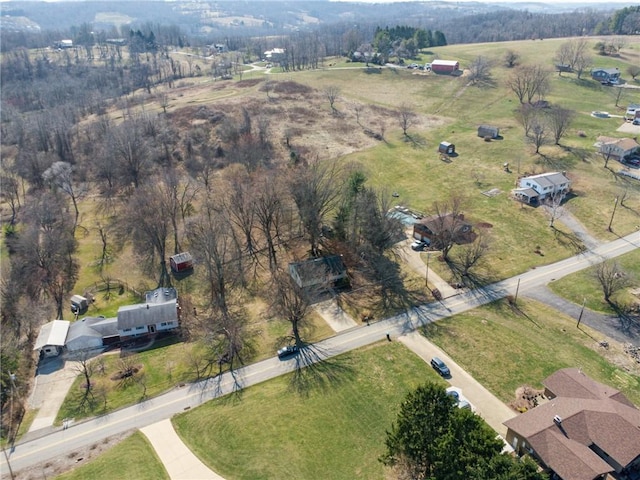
425;252;431;289
514;278;521;305
607;197;619;232
577;297;586;328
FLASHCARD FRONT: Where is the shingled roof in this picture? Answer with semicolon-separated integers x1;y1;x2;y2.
504;368;640;480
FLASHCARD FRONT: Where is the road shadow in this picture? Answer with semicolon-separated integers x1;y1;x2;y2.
289;343;355;396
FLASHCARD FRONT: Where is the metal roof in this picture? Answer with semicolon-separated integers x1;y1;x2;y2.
33;320;70;350
117;300;178;330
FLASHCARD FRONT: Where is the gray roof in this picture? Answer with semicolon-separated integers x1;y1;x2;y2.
513;188;539;198
145;287;178;304
66;317;118;344
524;172;569;188
117;300;178;330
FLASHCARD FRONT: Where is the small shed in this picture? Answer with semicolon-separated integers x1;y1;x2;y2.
170;252;193;273
438;141;455;155
478;125;499;139
34;320;70;357
70;294;88;315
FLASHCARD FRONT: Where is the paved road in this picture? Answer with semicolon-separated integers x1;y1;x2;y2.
3;231;638;475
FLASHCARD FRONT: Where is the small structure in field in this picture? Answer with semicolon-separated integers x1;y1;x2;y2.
438;141;455;155
477;125;499;139
70;294;89;315
170;252;194;273
426;59;459;75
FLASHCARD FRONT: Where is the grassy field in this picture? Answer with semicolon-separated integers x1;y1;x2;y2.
56;431;169;480
422;298;640;406
173;341;443;480
548;249;640;313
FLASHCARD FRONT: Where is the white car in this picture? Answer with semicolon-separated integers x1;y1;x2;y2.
411;240;426;251
446;386;475;412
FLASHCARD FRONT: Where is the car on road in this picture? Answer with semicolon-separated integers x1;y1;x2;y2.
411;240;426;251
277;345;299;359
430;357;450;377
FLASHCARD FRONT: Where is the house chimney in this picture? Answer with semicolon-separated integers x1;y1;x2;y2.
146;304;149;309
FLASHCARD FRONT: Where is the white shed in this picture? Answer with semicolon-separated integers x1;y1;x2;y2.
34;320;70;357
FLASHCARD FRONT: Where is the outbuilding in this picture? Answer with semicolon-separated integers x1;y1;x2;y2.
477;125;500;139
34;320;70;358
438;141;455;155
427;59;459;74
170;252;193;273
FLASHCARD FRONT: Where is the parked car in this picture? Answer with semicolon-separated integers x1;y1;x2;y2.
411;240;426;251
430;357;451;377
277;345;299;359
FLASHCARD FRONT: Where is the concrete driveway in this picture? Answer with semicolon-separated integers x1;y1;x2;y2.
398;331;516;437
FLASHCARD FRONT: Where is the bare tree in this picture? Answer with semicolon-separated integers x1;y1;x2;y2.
398;103;417;137
451;231;491;279
627;65;640;81
42;161;85;234
254;172;288;272
547;106;575;145
73;352;96;411
467;56;492;85
324;85;340;115
506;65;551;104
595;260;631;304
504;50;519;68
116;181;172;287
546;190;565;228
554;42;573;75
529;117;549;154
289;159;344;257
271;269;313;346
610;86;625;108
0;174;21;225
430;197;470;262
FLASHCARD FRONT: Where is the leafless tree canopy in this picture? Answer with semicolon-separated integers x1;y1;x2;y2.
398;103;417;137
506;65;551;104
595;261;632;304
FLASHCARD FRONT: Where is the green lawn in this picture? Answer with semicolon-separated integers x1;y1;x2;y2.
548;249;640;313
55;431;169;480
173;341;443;480
422;298;640;406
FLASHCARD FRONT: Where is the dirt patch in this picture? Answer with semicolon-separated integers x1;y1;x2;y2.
13;430;134;480
509;385;546;413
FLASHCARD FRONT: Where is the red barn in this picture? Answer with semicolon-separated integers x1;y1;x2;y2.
170;252;194;273
429;59;459;75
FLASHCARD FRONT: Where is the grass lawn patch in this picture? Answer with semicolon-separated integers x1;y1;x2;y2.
548;249;640;314
173;341;443;480
422;298;640;406
56;431;169;480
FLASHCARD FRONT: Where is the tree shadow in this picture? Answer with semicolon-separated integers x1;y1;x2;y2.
288;343;356;396
610;302;640;339
364;67;383;75
404;134;428;149
551;227;587;254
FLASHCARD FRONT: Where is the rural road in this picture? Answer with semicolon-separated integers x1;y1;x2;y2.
3;230;638;475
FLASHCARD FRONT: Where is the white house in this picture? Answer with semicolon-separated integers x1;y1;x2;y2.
595;136;639;161
513;171;571;204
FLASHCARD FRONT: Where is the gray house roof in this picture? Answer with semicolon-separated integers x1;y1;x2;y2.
65;316;118;352
523;171;570;189
117;300;178;330
145;287;178;304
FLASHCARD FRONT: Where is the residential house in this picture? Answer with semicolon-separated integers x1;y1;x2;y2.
33;320;70;358
504;368;640;480
595;136;639;161
412;213;475;247
513;171;571;204
591;67;620;84
117;287;180;339
263;48;285;62
288;255;348;290
477;125;500;139
65;316;119;353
